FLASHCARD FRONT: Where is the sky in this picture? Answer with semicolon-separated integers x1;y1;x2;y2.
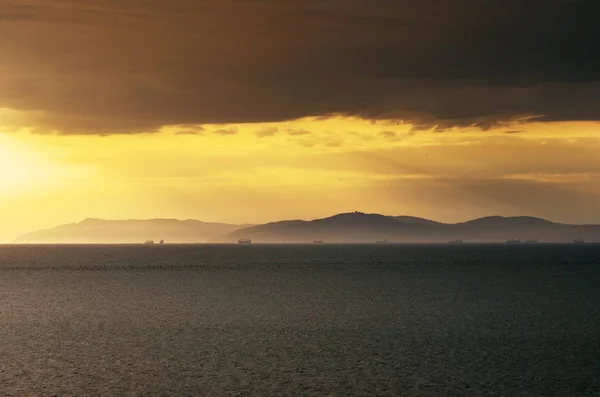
1;0;600;241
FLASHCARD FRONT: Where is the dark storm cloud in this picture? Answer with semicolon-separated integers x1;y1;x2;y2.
0;4;40;20
173;125;205;135
1;0;599;134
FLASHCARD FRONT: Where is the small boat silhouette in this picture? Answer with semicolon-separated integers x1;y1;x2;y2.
238;238;252;244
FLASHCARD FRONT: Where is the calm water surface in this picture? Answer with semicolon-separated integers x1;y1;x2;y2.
1;244;599;396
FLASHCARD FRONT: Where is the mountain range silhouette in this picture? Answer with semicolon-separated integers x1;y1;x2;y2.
13;212;600;243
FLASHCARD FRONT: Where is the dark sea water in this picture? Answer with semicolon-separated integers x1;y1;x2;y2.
1;244;600;396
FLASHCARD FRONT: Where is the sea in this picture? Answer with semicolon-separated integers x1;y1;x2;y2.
1;244;599;396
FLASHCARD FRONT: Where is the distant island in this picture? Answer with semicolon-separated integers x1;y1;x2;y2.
224;212;598;243
13;218;251;244
13;212;599;244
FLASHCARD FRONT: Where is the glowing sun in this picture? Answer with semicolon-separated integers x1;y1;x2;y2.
0;135;46;191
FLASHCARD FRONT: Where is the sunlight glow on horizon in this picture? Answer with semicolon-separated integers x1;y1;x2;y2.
0;134;95;195
1;116;600;242
0;134;51;192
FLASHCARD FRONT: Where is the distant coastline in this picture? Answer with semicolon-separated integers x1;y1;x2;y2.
13;212;599;244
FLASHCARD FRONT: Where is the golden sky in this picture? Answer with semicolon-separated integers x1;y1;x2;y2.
1;1;600;241
1;116;600;242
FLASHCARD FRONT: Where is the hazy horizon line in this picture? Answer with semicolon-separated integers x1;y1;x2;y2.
26;211;600;228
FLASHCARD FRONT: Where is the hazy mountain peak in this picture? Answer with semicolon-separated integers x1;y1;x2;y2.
462;216;555;226
324;211;369;218
393;216;442;226
80;218;104;224
318;212;390;220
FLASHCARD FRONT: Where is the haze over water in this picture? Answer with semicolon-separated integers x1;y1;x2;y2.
1;244;599;396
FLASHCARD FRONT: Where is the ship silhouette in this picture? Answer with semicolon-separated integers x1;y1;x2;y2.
238;238;252;244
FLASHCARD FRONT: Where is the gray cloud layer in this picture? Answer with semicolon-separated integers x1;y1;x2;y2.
1;0;599;133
